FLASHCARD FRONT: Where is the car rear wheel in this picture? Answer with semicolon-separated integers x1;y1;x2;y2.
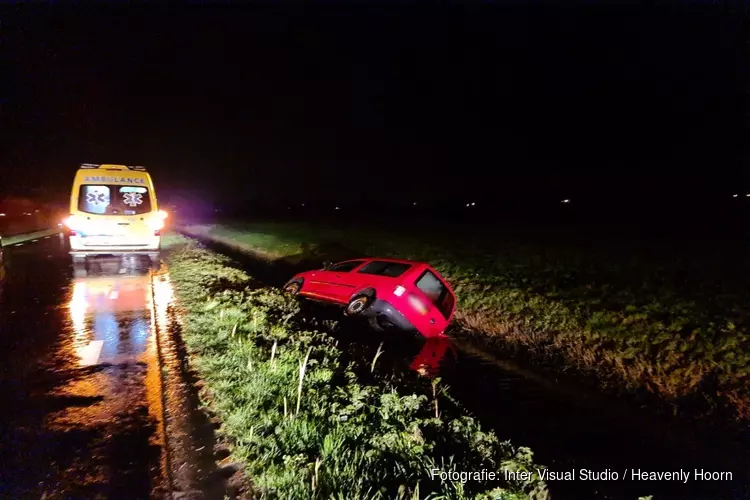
283;279;303;296
345;295;372;316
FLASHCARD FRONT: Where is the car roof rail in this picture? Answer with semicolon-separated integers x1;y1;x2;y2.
127;165;148;171
79;163;100;169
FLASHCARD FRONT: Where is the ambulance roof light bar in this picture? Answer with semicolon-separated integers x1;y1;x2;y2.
78;163;148;171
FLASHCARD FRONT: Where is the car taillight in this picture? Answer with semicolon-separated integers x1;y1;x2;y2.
69;229;77;236
154;230;161;236
394;285;406;296
407;294;430;315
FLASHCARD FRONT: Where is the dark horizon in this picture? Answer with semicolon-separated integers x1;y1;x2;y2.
2;3;747;209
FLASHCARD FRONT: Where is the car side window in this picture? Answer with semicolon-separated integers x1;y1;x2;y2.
328;260;365;272
357;261;411;278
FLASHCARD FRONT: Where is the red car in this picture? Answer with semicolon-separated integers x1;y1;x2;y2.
283;257;456;338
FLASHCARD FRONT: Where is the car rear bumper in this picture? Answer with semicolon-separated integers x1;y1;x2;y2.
365;298;419;333
69;235;160;255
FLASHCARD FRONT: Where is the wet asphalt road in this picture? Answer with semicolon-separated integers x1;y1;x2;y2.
0;235;166;499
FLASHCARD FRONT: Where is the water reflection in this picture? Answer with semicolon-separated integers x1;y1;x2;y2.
152;272;173;329
410;334;457;378
66;256;153;366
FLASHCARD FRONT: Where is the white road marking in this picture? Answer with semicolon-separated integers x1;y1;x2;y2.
13;243;23;247
32;239;38;242
78;340;104;366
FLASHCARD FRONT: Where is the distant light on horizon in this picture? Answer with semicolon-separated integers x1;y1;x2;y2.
733;194;739;197
471;202;476;206
335;206;341;210
562;199;571;204
0;213;5;217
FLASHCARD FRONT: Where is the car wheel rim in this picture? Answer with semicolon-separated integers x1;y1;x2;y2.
285;283;300;295
348;297;368;314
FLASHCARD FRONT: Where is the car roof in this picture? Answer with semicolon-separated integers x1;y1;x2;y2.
355;257;427;266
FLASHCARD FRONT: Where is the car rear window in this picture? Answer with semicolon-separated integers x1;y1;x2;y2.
356;261;411;278
328;260;365;272
415;270;454;318
78;185;152;215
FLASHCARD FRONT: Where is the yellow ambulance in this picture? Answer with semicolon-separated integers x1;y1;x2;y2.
65;164;166;263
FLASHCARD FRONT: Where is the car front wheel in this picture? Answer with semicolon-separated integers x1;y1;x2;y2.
283;279;303;296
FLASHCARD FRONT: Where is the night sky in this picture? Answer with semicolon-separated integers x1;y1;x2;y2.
2;3;746;208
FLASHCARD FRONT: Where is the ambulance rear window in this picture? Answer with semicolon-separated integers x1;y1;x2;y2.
78;185;152;215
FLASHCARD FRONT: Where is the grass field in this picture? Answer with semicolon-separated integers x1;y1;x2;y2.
179;221;750;420
162;234;548;499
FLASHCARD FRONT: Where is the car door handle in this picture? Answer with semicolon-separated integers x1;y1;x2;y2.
430;318;436;324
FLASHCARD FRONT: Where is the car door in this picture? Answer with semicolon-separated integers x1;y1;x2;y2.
307;260;366;302
408;268;455;337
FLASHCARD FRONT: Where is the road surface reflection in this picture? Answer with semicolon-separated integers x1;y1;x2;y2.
67;257;152;366
37;255;166;497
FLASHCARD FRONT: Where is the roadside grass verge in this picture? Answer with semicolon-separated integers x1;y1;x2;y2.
162;234;548;499
179;222;750;420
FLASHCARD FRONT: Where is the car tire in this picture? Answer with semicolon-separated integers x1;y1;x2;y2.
345;294;372;317
283;279;303;296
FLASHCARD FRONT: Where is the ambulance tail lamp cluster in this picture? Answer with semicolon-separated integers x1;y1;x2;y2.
147;211;167;235
63;215;83;236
